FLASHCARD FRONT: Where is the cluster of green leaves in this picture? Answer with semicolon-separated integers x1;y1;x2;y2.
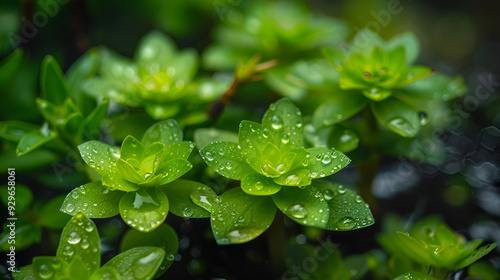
0;184;70;250
310;29;468;140
0;51;108;157
200;99;374;244
82;31;228;121
13;212;174;280
377;215;498;279
59;120;218;233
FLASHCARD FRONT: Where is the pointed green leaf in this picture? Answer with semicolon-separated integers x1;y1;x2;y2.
38;195;71;229
455;243;498;270
40;55;70;106
61;112;84;137
68;257;91;280
159;179;214;218
35;98;59;124
12;264;35;280
120;224;178;278
396;73;467;102
305;147;351;179
0;121;38;142
116;158;145;184
211;188;277;245
397;232;431;264
273;168;312;187
272;185;329;228
104;246;165;280
397;66;434;87
158;158;193;185
200;141;254;180
387;46;406;75
0;49;24;84
82;99;108;140
61;182;125;218
238;121;272;159
241;173;282;196
102;173;140;192
262;98;304;151
78;141;120;176
169;49;198;81
16;125;57;156
56;212;100;273
371;97;420;137
142;120;182;147
386;32;420;65
162;141;194;161
313;93;366;127
313;182;374;231
33;256;70;279
119;188;169;232
120;135;145;164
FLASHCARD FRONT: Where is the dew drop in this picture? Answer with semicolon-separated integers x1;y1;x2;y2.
81;239;90;249
271;115;283;130
225;162;232;170
182;207;194;217
355;195;363;203
323;189;334;201
321;154;332;164
205;152;214;161
281;134;289;144
419;111;429;126
338;217;356;230
85;223;94;232
71;192;79;199
67;232;81;244
286;203;308;219
337;185;346;194
38;264;53;279
255;181;264;190
65;203;75;213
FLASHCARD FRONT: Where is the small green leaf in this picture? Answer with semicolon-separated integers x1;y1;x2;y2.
35;98;59;124
61;182;125;218
104;246;165;280
313;182;374;231
0;49;24;85
162;141;194;161
371;97;420;137
0;184;32;213
61;112;84;137
306;125;360;153
322;47;345;69
313;92;366;127
241;173;282;196
238;121;271;160
396;73;467;102
40;55;70;106
120;135;145;164
38;195;71;229
262;98;304;151
386;32;420;65
116;158;145;184
78;141;120;176
305;147;351;179
16;125;57;156
158;158;193;185
168;49;198;81
142;120;182;147
0;121;38;142
468;261;500;280
89;266;122;280
193;128;238;150
102;173;140;192
200;141;254;180
82;99;108;140
396;232;431;264
455;242;498;269
119;188;169;232
120;224;178;278
33;256;70;280
56;212;100;274
272;185;329;228
135;31;176;68
159;179;214;218
211;188;277;245
68;257;91;280
397;66;434;87
273;168;312;187
12;264;35;280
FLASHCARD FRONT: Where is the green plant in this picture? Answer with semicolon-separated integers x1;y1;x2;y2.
13;212;172;280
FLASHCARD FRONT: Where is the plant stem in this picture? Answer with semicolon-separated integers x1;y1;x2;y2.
267;211;286;276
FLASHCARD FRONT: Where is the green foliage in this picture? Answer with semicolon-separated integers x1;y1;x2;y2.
62;120;196;232
82;31;228;121
13;212;167;280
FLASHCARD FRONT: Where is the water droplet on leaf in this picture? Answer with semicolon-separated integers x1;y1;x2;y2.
287;203;308;219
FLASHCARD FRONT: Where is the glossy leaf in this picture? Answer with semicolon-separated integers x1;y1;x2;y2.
102;172;140;192
68;257;91;280
120;135;145;164
0;49;23;84
396;73;467;102
104;246;165;280
159;179;214;218
0;218;41;251
16;125;57;156
211;188;277;245
135;31;176;68
0;121;38;142
82;99;108;140
313;182;374;231
395;271;438;280
396;231;432;264
60;182;125;218
241;173;282;196
238;121;273;160
158;158;193;185
455;242;498;269
262;98;303;151
33;256;70;279
78;141;120;176
371;97;420;137
89;266;122;280
313;92;366;127
56;212;100;273
40;55;70;106
119;188;169;232
11;264;35;280
120;224;178;278
200;141;254;180
273;184;330;227
305;147;351;179
38;196;71;229
386;32;420;65
141;119;182;147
